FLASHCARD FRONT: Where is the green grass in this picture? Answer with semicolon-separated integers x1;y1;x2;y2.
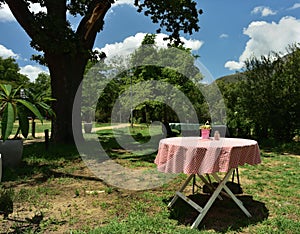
73;135;300;234
70;191;206;234
9;120;52;137
1;124;300;233
96;124;163;168
33;120;52;133
236;151;300;234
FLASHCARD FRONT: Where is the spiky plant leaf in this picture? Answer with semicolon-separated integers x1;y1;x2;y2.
1;103;15;141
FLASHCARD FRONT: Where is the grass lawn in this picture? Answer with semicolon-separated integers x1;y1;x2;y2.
10;121;113;139
0;124;299;233
10;120;52;139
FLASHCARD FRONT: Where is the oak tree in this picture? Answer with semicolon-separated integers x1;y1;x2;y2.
1;0;202;143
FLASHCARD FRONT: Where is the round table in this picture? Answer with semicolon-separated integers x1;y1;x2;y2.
154;137;261;229
155;137;261;175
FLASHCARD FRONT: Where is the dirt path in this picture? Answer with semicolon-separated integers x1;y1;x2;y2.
92;123;129;131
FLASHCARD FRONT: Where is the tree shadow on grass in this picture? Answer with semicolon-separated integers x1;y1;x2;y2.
1;142;81;183
98;131;162;163
168;193;269;232
3;131;161;185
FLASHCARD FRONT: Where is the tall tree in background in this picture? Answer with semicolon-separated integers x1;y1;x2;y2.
0;57;29;85
1;0;202;143
228;44;300;141
32;72;51;96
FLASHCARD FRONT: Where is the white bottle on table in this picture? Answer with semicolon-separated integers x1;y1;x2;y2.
214;131;220;140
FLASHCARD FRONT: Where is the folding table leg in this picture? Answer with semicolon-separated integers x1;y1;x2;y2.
198;174;223;200
168;174;194;208
191;169;234;229
212;172;252;218
168;169;252;229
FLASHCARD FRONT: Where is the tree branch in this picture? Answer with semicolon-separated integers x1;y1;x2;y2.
76;0;112;49
4;0;37;39
45;0;66;21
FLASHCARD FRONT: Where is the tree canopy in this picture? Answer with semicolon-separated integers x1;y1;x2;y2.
217;44;300;141
1;0;202;63
92;34;208;138
1;0;202;143
0;57;29;85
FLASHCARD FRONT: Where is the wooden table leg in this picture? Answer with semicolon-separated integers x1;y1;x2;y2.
191;168;235;229
212;171;251;218
168;174;194;208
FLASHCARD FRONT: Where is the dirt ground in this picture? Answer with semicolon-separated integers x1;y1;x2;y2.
0;158;147;233
0;123;153;233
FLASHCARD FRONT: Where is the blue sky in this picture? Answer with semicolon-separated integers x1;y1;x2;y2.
0;0;300;81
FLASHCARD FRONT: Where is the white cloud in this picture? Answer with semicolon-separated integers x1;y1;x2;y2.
96;32;203;60
107;1;135;20
224;61;243;70
219;33;229;39
0;44;19;58
29;3;47;14
288;3;300;10
182;37;203;50
20;65;49;82
112;0;134;7
0;4;15;22
0;3;46;23
225;16;300;71
251;6;277;17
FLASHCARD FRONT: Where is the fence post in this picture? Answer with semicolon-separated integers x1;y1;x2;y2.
0;153;2;182
32;121;36;138
44;129;49;150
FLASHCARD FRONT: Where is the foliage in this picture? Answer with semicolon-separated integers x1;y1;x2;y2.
28;72;54;135
141;33;156;45
25;87;55;137
95;34;206;127
82;60;120;123
200;121;211;129
217;44;300;141
31;72;51;96
26;89;55;119
135;35;204;119
0;57;29;85
240;45;300;140
0;0;202;144
200;82;226;125
0;84;43;140
135;0;202;45
216;77;251;138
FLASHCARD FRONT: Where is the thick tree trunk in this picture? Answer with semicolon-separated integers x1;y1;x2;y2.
47;53;87;144
5;0;111;144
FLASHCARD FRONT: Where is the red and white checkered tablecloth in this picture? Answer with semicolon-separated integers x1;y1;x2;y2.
155;137;261;175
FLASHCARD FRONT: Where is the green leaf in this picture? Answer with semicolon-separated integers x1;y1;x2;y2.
37;102;56;117
1;103;15;141
18;110;29;138
16;99;44;124
0;84;12;97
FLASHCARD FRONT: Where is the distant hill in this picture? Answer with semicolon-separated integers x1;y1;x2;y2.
216;72;246;83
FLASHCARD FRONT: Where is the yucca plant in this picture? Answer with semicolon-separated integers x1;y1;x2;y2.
26;89;55;137
0;84;43;141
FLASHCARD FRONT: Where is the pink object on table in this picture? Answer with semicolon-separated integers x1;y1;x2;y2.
155;137;261;175
201;129;210;139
